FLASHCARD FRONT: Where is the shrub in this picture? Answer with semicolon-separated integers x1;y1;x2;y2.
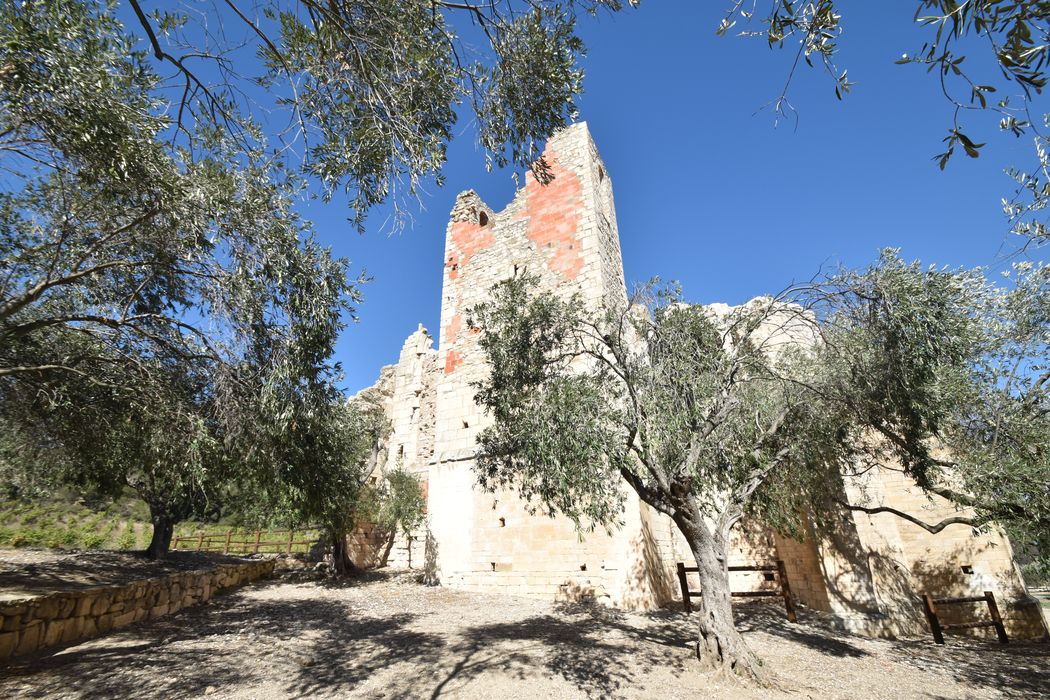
116;523;136;550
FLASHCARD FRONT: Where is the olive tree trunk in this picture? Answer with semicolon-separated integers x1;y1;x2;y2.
145;507;175;560
673;511;761;680
329;529;354;575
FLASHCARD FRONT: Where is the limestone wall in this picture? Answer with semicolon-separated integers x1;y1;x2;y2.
0;558;274;660
382;326;438;476
829;464;1048;640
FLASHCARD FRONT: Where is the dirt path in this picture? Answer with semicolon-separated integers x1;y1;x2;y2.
1;570;1046;699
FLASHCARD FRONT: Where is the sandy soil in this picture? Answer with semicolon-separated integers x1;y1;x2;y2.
1;569;1047;699
0;549;255;600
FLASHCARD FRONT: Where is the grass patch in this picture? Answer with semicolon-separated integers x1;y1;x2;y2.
0;496;152;552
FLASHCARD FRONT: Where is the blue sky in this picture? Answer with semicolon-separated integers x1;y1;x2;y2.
292;3;1048;394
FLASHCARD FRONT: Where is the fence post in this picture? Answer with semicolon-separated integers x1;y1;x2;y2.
196;532;204;552
677;562;692;614
253;530;262;554
922;593;945;644
222;530;231;554
172;535;180;550
287;529;295;554
984;591;1009;644
776;560;797;623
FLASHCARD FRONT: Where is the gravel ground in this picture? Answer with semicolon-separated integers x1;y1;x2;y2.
0;549;255;600
1;569;1047;699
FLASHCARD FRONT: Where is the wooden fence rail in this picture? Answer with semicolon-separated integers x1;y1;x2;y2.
921;591;1008;645
171;528;320;555
677;561;797;622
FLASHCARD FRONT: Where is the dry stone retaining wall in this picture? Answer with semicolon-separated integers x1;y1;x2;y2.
0;558;274;660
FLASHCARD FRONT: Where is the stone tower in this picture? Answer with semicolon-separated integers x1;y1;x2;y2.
423;123;664;605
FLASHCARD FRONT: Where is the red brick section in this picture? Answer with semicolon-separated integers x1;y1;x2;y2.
446;219;495;280
444;349;464;375
444;313;462;346
443;216;496;374
523;147;584;280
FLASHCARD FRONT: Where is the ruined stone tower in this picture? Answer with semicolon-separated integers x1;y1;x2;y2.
423;123;665;605
355;122;1048;639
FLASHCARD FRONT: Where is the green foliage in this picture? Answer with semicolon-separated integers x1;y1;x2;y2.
238;394;387;564
142;0;636;228
0;0;357;554
1;0;634;557
471;275;630;530
0;496;151;551
373;467;427;538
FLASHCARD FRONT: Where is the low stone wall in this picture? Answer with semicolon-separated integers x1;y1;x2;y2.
0;558;274;661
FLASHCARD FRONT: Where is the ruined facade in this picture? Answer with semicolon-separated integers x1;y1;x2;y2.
357;123;1047;640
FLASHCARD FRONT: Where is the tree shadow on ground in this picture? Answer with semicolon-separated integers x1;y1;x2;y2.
888;637;1050;698
0;583;443;700
733;601;869;658
428;601;692;699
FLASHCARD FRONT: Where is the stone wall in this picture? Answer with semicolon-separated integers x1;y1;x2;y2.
0;558;274;661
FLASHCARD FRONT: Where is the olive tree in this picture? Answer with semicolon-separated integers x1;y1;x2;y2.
469;251;1047;678
242;396;388;574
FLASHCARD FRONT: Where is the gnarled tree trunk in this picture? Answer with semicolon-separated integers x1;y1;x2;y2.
145;507;175;560
329;529;354;575
674;511;762;680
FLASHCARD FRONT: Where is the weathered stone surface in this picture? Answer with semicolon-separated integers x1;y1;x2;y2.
33;596;61;621
95;613;114;634
112;611;136;629
73;595;93;618
15;623;41;656
90;594;112;617
0;630;18;659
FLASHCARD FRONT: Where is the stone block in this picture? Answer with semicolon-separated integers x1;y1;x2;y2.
61;617;83;644
81;617;97;639
96;614;115;634
90;594;111;617
33;596;61;621
74;595;94;617
0;631;18;660
1;613;21;632
15;623;41;656
57;596;77;619
112;610;137;629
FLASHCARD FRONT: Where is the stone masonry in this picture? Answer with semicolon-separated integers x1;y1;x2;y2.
355;122;1048;640
0;558;274;660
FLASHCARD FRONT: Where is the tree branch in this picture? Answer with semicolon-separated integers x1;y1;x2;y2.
838;499;976;534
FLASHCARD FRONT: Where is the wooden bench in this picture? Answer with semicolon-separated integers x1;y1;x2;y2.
676;560;797;622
